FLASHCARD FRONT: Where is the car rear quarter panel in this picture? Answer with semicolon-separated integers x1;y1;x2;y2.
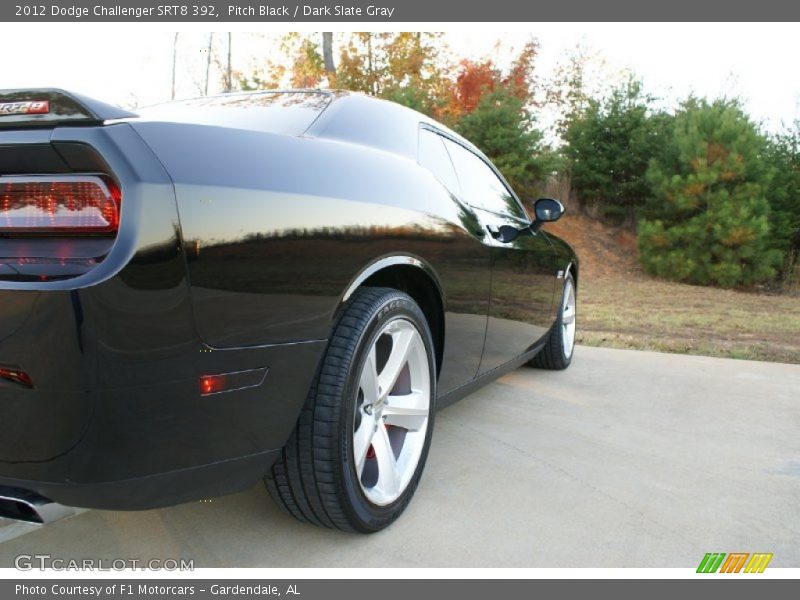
131;121;492;354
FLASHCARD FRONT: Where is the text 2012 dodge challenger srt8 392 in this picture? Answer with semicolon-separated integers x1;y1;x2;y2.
0;89;578;532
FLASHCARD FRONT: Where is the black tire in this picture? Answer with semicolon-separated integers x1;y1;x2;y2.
529;273;576;370
265;287;437;533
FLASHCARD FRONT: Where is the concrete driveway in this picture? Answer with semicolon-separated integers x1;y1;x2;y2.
1;346;798;568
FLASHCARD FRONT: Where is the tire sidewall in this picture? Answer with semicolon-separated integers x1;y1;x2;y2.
339;293;437;531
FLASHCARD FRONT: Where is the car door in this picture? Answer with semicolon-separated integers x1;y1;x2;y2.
417;128;492;393
442;138;560;375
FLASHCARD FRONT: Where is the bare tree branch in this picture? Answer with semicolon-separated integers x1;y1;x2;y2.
204;33;214;96
171;32;179;100
226;33;232;92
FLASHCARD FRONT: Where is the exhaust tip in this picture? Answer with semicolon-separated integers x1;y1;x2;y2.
0;486;74;524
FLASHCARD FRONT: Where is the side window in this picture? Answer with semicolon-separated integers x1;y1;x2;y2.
418;128;462;199
442;138;527;220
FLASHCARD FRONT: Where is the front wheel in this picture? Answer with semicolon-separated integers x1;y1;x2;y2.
529;273;576;370
265;287;436;532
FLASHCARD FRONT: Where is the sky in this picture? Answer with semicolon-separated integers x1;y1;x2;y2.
1;22;799;134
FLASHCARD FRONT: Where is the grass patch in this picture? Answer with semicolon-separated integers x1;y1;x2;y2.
576;276;800;363
545;212;800;364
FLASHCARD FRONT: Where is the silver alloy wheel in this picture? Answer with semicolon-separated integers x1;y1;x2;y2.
561;278;576;359
353;317;431;507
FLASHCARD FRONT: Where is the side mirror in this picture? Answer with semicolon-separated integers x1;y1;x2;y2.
487;198;565;244
531;198;564;232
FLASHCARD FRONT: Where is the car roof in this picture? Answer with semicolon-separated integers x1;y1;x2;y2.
137;89;476;161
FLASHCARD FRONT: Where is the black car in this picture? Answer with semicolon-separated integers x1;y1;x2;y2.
0;89;578;532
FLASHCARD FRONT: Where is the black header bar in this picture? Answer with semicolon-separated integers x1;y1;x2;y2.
3;0;800;22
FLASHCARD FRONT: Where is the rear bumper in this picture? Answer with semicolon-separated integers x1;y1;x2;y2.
0;337;325;510
0;450;282;511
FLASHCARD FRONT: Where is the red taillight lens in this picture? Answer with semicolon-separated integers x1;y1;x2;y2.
0;176;120;234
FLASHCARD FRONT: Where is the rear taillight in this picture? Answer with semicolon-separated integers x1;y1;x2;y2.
0;176;120;235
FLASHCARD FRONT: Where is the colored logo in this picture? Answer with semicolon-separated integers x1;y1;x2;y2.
697;552;773;573
0;101;50;116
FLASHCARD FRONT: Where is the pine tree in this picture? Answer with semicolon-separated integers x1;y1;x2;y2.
764;123;800;280
564;78;672;222
638;98;781;287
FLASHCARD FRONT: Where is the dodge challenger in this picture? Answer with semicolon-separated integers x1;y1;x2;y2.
0;89;578;532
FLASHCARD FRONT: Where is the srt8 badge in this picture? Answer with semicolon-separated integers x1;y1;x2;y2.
0;101;50;115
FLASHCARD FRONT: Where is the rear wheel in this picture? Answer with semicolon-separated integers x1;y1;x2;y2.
265;287;436;532
529;273;576;370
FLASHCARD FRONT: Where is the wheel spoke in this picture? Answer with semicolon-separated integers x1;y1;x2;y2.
562;305;575;324
359;345;380;404
383;391;429;431
383;406;429;432
377;328;415;398
564;326;574;349
353;419;376;477
373;424;400;498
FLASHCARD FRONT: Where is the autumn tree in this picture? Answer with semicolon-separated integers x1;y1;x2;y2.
381;33;449;116
503;40;540;105
233;33;332;91
281;33;326;88
448;59;497;117
336;32;390;95
334;32;448;117
439;41;539;125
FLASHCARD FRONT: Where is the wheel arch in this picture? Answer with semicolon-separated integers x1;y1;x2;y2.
339;256;445;379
